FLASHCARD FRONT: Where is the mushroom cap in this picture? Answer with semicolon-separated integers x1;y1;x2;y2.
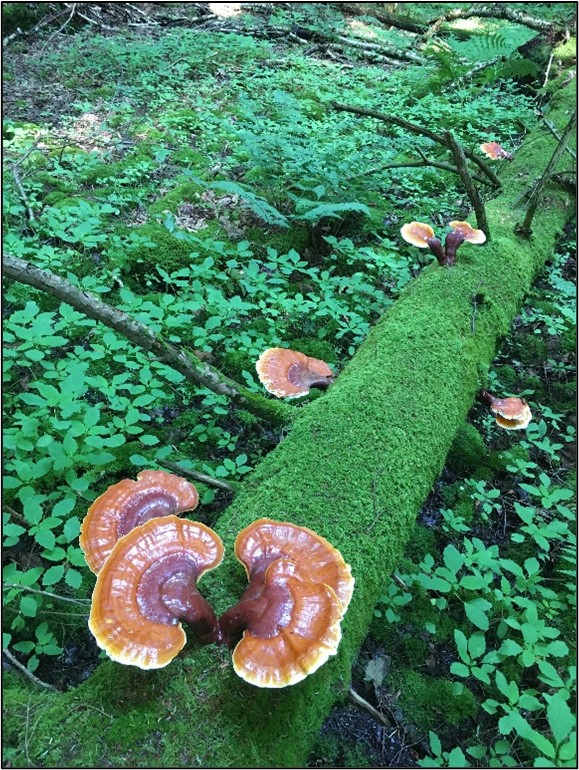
231;559;343;688
487;396;532;430
256;348;334;399
480;141;511;160
448;221;486;245
234;518;354;613
80;470;199;573
400;221;436;248
89;515;224;669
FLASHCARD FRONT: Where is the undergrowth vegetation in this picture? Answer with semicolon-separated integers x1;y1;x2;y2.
2;2;576;767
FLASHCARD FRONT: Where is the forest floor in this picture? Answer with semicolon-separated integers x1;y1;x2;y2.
2;3;576;768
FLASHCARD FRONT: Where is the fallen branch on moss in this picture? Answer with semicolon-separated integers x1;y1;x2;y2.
2;649;60;692
2;254;294;427
425;4;563;38
337;3;427;35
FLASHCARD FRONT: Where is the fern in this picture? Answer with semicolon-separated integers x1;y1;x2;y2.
291;200;371;223
201;180;289;228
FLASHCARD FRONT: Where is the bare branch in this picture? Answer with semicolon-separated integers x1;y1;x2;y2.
158;461;237;493
2;649;60;692
2;254;294;427
444;131;491;240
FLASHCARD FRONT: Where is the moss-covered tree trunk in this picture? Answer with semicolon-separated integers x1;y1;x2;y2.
4;82;574;769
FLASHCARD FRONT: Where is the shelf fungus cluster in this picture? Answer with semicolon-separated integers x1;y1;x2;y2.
400;220;486;266
480;141;513;161
80;474;353;687
256;347;335;399
480;390;533;430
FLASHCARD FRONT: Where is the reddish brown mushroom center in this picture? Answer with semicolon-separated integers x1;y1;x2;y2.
218;564;295;647
136;553;218;643
287;362;333;391
117;490;179;538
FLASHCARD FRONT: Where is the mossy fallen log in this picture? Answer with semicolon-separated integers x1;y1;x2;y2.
3;82;574;769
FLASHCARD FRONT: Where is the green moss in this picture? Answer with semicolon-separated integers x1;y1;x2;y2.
286;338;337;364
403;525;438;566
115;223;196;277
148;182;205;216
447;423;489;475
553;37;576;65
386;668;477;732
495;364;518;390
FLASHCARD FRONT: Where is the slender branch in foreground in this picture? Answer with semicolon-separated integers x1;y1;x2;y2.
540;117;577;160
445;131;490;240
11;165;36;223
347;156;488;185
2;254;294;427
517;111;577;237
159;461;237;493
2;648;60;692
5;584;91;606
331;102;501;187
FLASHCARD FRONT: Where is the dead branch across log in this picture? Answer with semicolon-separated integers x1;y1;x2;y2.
337;3;427;35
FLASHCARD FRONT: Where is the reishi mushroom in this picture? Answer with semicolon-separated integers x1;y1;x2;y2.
229;558;343;688
80;470;199;573
256;347;335;399
89;515;224;669
401;220;486;266
218;518;354;687
480;390;533;430
444;220;487;264
480;141;513;160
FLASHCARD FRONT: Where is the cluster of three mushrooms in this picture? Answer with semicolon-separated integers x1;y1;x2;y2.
80;471;353;687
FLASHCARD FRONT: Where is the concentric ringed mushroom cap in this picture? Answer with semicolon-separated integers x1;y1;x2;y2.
480;141;512;160
80;470;199;573
234;518;354;613
400;221;436;248
256;348;334;399
448;221;486;245
89;515;224;669
231;558;343;688
486;395;532;430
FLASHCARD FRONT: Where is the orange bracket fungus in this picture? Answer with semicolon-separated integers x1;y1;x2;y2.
79;470;199;573
480;390;533;430
89;516;224;669
480;141;513;161
256;347;335;399
218;518;354;687
401;220;486;266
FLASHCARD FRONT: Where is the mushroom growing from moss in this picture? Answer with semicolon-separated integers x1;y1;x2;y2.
256;348;335;399
400;221;446;265
226;558;344;688
480;390;533;430
480;141;513;160
444;220;487;264
218;519;354;687
89;516;224;669
79;470;199;574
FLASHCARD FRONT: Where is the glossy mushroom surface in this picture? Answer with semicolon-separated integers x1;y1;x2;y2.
80;470;199;573
256;348;334;399
480;141;512;160
400;222;446;265
448;221;487;244
230;559;343;688
480;391;533;430
89;516;224;669
233;518;355;612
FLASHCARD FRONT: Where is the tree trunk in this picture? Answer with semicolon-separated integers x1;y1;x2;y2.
3;74;574;770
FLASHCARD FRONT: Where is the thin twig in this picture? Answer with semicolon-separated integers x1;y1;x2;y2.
39;3;77;57
517;110;577;237
391;572;408;590
2;649;59;692
445;131;491;240
11;165;36;222
347;157;489;185
542;51;555;87
159;461;236;493
5;584;91;606
541;117;577;160
349;687;392;728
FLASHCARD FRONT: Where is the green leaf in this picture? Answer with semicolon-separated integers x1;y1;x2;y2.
85;451;116;465
20;596;38;617
544;640;569;657
3;633;12;649
34;528;56;550
468;632;486;660
42;565;65;586
498;639;524;657
443;543;464;574
52;498;76;517
65;569;83;589
130;454;149;466
450;662;470;677
429;731;442;757
446;747;469;767
63;517;81;543
139;435;159;446
466;746;486;759
547;695;575;746
464;598;491;630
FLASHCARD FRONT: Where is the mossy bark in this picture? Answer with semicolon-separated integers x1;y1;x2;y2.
4;84;574;770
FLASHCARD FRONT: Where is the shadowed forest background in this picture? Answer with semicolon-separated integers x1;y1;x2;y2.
2;2;577;768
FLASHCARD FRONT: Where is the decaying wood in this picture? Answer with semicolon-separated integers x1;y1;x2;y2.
426;4;563;39
338;3;427;35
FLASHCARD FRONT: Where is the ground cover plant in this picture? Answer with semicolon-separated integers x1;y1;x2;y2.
2;2;576;767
